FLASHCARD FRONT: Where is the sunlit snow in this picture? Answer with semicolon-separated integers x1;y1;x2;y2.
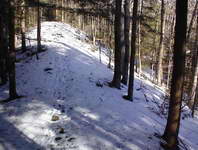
0;22;198;150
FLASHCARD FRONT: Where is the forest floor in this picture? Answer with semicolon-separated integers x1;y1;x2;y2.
0;22;198;150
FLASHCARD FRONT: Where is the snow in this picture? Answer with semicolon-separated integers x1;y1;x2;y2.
0;21;198;150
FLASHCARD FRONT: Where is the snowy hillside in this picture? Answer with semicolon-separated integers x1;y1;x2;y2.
0;22;198;150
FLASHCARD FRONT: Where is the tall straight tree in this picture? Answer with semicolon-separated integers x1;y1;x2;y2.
8;0;18;99
124;0;138;101
21;0;27;52
166;16;175;89
137;0;143;76
188;12;198;110
162;0;188;149
157;0;165;85
0;14;4;84
36;0;41;59
0;2;8;85
121;0;130;85
110;0;123;89
186;0;198;42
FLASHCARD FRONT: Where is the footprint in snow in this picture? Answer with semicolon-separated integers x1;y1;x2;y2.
44;67;53;74
44;67;53;72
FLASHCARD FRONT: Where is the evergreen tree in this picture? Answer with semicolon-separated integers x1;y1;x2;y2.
121;0;130;85
162;0;188;149
109;0;124;89
8;0;19;99
124;0;139;101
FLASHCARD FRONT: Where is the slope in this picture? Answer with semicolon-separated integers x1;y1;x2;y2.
0;22;198;150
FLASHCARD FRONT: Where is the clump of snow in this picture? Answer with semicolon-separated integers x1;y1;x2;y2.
0;21;198;150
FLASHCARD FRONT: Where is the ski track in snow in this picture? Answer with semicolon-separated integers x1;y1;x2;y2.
0;22;198;150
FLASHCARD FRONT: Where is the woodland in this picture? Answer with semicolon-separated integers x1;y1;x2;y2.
0;0;198;150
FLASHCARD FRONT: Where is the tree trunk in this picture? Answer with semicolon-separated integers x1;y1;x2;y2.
188;12;198;110
137;0;143;76
186;0;198;42
47;0;56;21
124;0;138;101
152;20;158;83
157;0;165;85
162;0;188;149
166;16;175;89
121;1;125;79
61;0;64;22
8;0;18;99
0;4;8;85
192;86;198;117
21;1;26;53
91;16;96;46
25;0;29;29
110;0;123;89
108;22;113;69
121;0;130;85
37;0;41;59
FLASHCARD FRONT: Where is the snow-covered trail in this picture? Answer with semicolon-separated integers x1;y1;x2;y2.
0;22;198;150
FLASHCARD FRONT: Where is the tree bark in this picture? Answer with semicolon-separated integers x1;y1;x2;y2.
137;0;143;76
188;12;198;110
124;0;138;101
157;0;165;85
162;0;188;149
166;16;175;89
61;0;64;22
121;2;125;76
192;86;198;117
186;1;198;42
152;20;159;83
8;0;18;99
0;3;8;85
110;0;123;89
121;0;130;85
36;0;41;59
21;0;26;53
